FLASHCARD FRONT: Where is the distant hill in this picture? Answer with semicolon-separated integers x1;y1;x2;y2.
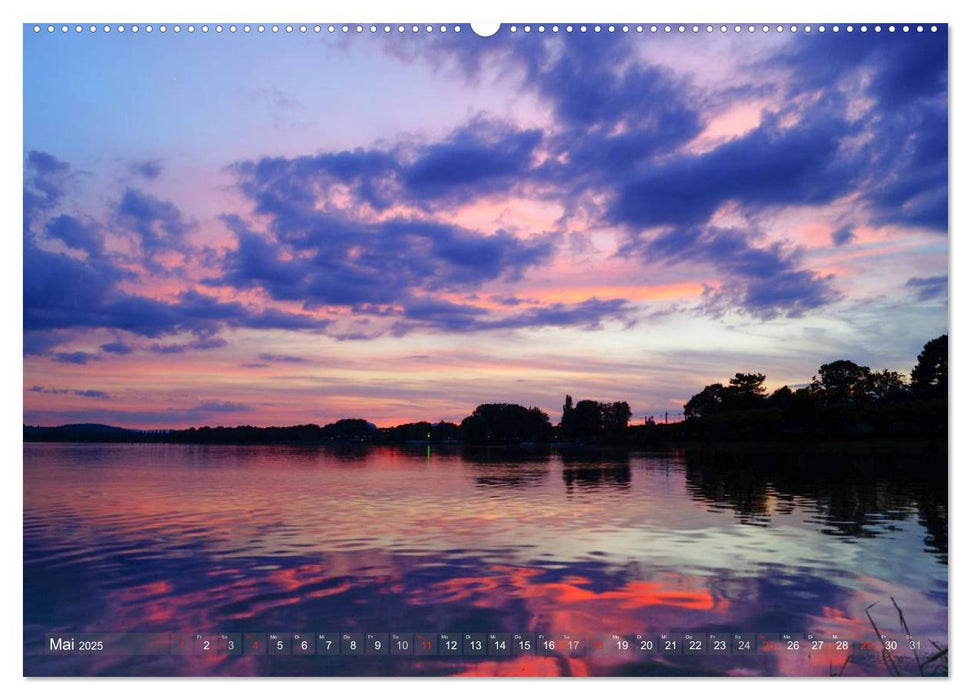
54;423;132;433
23;423;158;442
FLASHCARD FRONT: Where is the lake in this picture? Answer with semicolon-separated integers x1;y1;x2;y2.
23;443;948;676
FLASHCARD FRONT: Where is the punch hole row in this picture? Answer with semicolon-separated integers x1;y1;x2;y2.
31;24;465;34
31;24;940;35
507;24;936;34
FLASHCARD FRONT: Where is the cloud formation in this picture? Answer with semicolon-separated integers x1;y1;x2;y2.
30;385;109;399
51;351;97;365
625;226;838;319
100;342;133;355
379;29;946;318
26;30;947;349
831;227;855;246
23;155;336;360
257;353;308;363
23;150;74;233
906;275;947;301
130;159;162;180
211;211;554;310
192;400;251;412
770;30;947;232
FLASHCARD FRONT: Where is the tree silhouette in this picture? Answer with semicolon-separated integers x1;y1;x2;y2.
865;369;908;403
604;401;632;431
767;385;794;407
560;395;574;438
818;360;871;403
723;372;767;410
911;334;947;397
559;397;631;439
459;403;552;444
684;383;725;419
570;400;603;440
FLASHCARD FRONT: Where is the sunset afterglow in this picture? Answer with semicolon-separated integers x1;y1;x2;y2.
23;27;947;428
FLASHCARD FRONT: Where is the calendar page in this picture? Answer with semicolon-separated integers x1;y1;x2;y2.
22;20;948;678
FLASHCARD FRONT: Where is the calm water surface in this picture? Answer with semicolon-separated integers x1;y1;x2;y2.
23;443;947;676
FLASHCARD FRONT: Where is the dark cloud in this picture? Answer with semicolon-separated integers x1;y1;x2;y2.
24;237;189;340
257;353;308;363
29;386;68;394
331;330;382;342
234;118;544;213
394;296;635;334
379;30;944;320
24;212;333;352
180;336;226;351
390;30;700;152
626;226;838;319
869;35;947;109
24;331;70;356
399;121;543;206
24;150;69;176
29;386;109;399
100;341;133;355
172;288;333;332
51;351;97;365
866;101;947;232
24;252;330;343
45;214;104;256
23;150;73;232
234;148;398;214
773;29;946;111
74;389;110;399
130;160;162;180
831;227;855;246
387;32;702;202
24;236;126;334
25;168;246;347
227;90;848;323
395;297;488;333
610;110;863;230
214;31;948;327
116;187;192;254
23;155;258;349
492;297;635;330
906;275;947;301
192;400;251;412
536;36;694;132
527;37;703;185
770;30;947;233
243;309;333;331
717;269;839;319
149;337;228;354
210;213;554;312
490;295;530;307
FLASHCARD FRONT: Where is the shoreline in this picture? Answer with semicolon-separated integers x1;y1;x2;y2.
23;436;948;455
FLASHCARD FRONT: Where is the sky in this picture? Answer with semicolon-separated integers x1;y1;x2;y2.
22;24;948;428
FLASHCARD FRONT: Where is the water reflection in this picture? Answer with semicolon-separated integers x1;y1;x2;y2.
562;452;632;493
24;443;946;676
682;447;948;562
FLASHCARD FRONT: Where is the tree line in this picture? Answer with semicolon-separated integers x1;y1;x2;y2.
24;335;945;446
685;335;946;419
678;334;946;442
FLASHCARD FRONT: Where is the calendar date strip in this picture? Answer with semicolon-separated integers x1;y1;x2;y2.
45;631;935;658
